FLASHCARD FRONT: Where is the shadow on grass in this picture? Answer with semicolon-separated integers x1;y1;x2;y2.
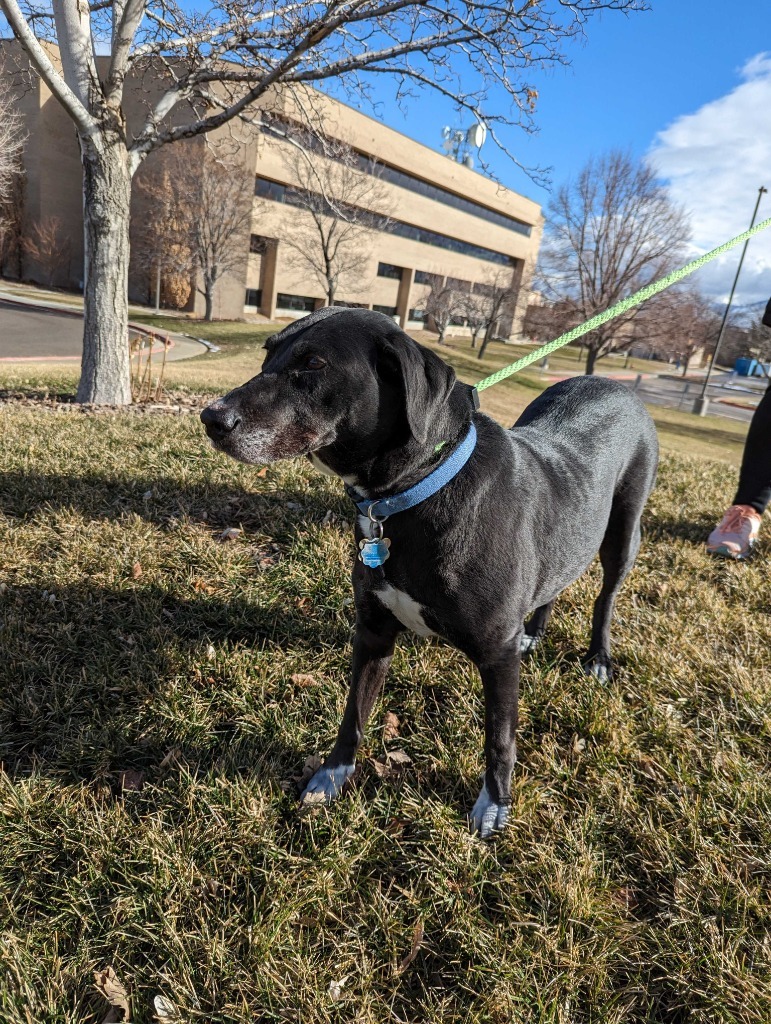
0;579;347;784
653;417;746;450
642;511;719;545
0;467;349;531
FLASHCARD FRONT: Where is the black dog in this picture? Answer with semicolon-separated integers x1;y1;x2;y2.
201;307;658;836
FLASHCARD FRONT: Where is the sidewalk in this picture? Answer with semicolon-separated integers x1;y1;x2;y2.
0;288;208;363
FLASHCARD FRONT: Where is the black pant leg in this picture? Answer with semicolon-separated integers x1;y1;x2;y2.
733;382;771;514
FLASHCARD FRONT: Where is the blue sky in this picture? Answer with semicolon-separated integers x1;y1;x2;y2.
342;0;771;306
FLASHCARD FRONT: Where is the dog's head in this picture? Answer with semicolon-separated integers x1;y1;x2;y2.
200;307;456;467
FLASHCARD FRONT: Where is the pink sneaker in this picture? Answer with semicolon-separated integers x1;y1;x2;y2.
706;504;762;560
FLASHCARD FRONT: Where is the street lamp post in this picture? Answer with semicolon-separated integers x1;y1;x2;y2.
693;185;768;416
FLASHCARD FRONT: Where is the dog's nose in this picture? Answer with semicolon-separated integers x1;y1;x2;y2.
201;404;241;438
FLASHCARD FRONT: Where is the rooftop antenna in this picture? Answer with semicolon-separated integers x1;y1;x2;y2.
441;122;487;168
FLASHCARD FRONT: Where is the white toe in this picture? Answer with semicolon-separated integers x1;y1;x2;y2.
469;782;510;838
520;634;540;655
300;763;355;805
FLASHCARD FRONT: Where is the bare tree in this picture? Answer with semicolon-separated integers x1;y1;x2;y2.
25;215;73;287
475;268;520;359
424;276;464;345
132;146;196;311
0;77;25;278
0;163;24;280
539;151;691;374
0;78;24;203
746;315;771;367
279;134;391;307
191;150;253;320
635;287;720;375
522;297;581;344
0;0;645;404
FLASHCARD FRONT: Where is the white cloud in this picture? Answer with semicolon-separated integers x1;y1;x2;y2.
649;52;771;307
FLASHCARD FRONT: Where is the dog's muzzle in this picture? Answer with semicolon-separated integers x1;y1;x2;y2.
201;403;241;443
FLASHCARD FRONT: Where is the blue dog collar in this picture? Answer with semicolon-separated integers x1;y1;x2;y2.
346;421;477;521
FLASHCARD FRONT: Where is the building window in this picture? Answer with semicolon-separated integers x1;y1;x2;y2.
377;262;403;280
256;177;515;266
245;288;262;307
257;122;533;237
449;315;467;326
409;308;428;323
276;292;317;312
255;177;287;202
414;270;436;285
333;300;367;308
447;277;472;292
249;235;268;255
373;304;398;317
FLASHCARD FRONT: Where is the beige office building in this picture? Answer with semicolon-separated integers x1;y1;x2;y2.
2;42;543;335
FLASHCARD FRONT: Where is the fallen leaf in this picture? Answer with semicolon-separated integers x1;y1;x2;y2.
373;749;412;779
383;712;400;741
153;993;179;1020
394;918;424;976
300;754;323;784
286;501;302;510
256;467;268;478
571;735;586;755
328;977;348;1001
94;966;130;1021
142;489;153;500
321;510;335;526
294;596;312;613
290;673;318;688
386;750;412;767
193;579;216;594
219;527;242;541
118;769;145;793
131;561;142;580
206;644;216;661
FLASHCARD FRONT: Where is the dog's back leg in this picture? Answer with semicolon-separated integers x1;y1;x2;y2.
469;638;521;838
520;600;556;654
583;494;644;680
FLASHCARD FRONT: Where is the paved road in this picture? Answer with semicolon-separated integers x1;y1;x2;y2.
0;301;83;360
0;298;206;362
633;374;765;424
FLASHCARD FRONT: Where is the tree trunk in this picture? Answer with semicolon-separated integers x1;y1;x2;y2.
76;139;132;405
204;286;214;321
682;354;690;376
470;330;478;349
478;326;492;359
585;346;598;375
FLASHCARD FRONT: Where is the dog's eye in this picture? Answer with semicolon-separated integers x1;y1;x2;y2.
304;355;327;371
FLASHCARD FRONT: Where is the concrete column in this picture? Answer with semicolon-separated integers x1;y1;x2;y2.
260;239;279;319
397;267;415;329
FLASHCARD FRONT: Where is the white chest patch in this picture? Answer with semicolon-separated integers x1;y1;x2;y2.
376;584;435;637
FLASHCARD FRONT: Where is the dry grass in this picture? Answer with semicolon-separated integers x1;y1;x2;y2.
0;365;769;1022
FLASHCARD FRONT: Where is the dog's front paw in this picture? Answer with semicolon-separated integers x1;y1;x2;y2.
469;783;510;838
583;650;613;682
300;763;355;805
519;633;540;655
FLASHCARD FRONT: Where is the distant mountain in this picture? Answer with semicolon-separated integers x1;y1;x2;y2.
710;299;768;327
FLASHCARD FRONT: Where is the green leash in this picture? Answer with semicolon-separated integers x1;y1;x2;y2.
474;215;771;394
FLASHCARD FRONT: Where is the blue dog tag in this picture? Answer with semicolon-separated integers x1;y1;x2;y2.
358;538;391;567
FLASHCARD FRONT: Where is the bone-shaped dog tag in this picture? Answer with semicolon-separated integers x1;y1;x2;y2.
358;537;391;567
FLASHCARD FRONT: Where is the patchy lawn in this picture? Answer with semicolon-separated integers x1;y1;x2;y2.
0;398;769;1023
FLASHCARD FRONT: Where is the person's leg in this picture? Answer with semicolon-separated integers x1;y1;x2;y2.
733;382;771;513
707;382;771;558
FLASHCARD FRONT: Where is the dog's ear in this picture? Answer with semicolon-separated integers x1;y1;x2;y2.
379;334;456;443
